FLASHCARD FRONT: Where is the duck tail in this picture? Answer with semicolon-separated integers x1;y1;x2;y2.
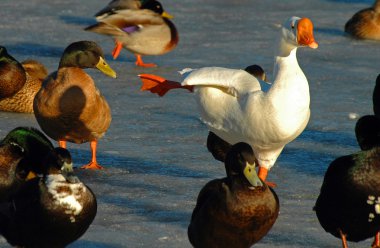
138;74;193;97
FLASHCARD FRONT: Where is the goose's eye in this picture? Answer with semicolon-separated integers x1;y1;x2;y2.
291;21;296;29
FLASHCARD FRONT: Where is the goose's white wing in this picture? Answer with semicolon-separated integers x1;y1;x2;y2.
181;67;262;97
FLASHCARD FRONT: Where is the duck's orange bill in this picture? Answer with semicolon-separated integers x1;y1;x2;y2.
138;74;193;97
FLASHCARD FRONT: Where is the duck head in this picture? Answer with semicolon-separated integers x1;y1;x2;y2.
58;41;117;78
43;147;79;184
225;142;263;189
142;0;173;19
277;16;318;57
1;127;54;176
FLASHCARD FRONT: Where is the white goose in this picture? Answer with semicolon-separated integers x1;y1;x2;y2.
139;16;318;185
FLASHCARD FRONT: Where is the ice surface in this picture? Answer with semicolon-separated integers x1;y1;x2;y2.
0;0;380;247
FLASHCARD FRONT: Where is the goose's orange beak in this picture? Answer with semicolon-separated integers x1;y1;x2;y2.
297;17;318;49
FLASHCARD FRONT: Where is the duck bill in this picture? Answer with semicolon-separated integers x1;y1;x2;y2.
162;11;174;19
243;162;263;188
297;17;318;49
26;171;38;181
61;161;80;184
96;57;117;78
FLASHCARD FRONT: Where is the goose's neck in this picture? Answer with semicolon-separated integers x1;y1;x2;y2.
272;48;306;87
268;47;310;110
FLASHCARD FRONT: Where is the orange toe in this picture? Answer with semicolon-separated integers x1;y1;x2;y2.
81;161;104;170
135;54;157;67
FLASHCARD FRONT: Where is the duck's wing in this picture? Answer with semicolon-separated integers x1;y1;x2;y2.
86;9;165;37
182;67;263;97
95;0;142;20
190;179;223;222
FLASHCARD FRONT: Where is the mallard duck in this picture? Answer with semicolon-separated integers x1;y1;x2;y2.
314;146;380;248
315;73;380;247
0;126;54;202
0;47;48;113
33;40;117;169
345;0;380;40
188;142;279;248
355;75;380;151
139;17;318;185
0;147;97;247
85;0;179;67
373;74;380;116
95;0;142;19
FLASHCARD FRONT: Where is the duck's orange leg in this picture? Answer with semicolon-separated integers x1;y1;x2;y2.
112;40;123;60
339;229;348;248
138;74;193;97
81;140;103;170
135;54;157;67
258;167;277;188
372;232;380;248
58;140;67;149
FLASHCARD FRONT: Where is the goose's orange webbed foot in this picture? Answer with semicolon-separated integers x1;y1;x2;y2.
138;74;193;97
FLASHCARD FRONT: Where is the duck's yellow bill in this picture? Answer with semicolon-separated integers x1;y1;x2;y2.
162;11;173;19
96;57;117;78
243;162;263;188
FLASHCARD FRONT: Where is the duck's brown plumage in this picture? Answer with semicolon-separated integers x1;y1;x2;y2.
33;41;116;169
0;49;48;113
34;68;111;143
345;0;380;40
0;47;25;99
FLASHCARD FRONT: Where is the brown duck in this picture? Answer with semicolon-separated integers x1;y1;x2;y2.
33;41;117;169
345;0;380;40
188;142;279;248
0;47;48;113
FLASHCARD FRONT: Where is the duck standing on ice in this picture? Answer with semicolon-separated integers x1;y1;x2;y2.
139;16;318;185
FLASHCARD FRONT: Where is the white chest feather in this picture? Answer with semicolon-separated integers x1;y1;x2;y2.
367;195;380;222
45;174;86;222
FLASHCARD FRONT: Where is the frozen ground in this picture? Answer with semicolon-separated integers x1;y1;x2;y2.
0;0;380;247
